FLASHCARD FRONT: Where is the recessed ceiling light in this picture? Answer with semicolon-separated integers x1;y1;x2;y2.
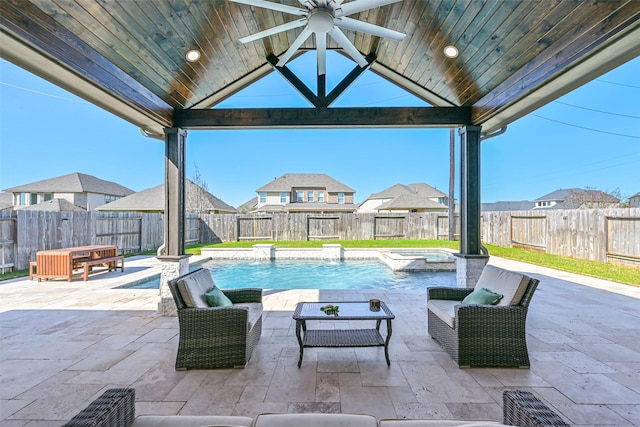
444;45;459;58
185;49;201;62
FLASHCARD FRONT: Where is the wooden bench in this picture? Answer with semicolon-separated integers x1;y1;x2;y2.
29;261;37;280
80;256;125;281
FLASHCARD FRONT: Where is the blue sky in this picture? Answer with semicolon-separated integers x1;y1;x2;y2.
1;52;639;208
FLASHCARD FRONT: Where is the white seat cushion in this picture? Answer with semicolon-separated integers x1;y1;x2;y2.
234;302;263;330
475;265;530;306
177;269;215;308
427;299;459;328
254;413;377;427
380;420;507;426
132;415;252;427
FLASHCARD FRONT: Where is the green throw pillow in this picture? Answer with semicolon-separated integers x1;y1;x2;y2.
204;286;233;307
462;287;503;305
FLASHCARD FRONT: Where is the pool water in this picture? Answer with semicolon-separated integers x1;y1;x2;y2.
123;259;456;291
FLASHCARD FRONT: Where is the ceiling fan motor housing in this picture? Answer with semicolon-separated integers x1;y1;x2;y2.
307;8;334;34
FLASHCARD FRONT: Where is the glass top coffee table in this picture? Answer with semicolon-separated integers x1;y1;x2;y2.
292;301;395;368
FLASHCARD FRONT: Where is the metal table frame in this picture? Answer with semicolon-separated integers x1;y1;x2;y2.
293;301;395;368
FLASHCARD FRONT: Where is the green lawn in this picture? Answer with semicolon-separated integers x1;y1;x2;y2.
3;240;639;286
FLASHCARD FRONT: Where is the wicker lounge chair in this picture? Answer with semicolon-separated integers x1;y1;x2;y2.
168;268;262;369
427;265;539;368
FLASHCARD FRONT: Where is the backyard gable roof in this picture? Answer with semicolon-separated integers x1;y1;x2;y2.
3;172;133;196
1;1;637;136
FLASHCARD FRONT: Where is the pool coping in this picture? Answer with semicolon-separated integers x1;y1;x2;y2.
200;245;457;272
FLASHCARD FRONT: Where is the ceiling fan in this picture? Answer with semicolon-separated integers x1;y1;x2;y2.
229;0;405;75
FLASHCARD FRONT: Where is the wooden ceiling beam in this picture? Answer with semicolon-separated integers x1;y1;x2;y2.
173;106;471;129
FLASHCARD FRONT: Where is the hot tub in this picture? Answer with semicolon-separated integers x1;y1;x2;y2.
378;249;456;271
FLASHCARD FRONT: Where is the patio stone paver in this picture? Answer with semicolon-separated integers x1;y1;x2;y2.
1;255;639;426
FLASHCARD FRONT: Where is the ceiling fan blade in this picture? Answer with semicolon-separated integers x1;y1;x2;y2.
316;32;327;75
335;17;405;41
277;28;313;66
229;0;307;16
239;18;307;43
335;0;402;17
328;27;368;67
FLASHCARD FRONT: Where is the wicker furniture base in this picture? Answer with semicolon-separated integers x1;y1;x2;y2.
168;269;263;369
293;301;394;368
427;276;539;368
64;388;570;426
63;388;135;427
503;390;570;426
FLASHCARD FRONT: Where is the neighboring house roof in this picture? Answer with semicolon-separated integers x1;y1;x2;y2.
535;188;619;209
0;192;12;210
237;196;258;213
361;182;448;212
96;180;236;213
534;188;582;202
17;198;86;212
377;194;447;211
367;183;446;200
2;172;134;196
482;201;535;211
256;173;355;193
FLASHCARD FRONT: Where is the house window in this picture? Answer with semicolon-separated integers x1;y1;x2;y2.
318;191;324;202
19;193;27;205
280;192;287;203
105;195;118;203
43;193;53;201
259;192;266;203
30;193;38;204
338;193;344;204
308;191;314;202
296;191;304;202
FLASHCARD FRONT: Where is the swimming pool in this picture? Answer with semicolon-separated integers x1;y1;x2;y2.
121;259;456;291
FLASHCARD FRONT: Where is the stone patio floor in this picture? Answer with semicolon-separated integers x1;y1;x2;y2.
1;255;639;426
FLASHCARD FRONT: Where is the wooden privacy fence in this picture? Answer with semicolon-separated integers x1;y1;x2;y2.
1;208;638;271
0;209;205;270
199;212;459;242
480;208;640;267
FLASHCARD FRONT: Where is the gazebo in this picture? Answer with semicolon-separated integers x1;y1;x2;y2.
2;0;639;311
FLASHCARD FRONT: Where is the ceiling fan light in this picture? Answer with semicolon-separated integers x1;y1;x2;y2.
185;49;201;62
444;45;459;58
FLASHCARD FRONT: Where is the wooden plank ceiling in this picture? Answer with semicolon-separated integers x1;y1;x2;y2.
1;0;639;136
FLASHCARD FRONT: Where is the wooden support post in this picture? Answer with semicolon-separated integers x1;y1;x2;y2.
163;127;187;257
459;125;482;255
